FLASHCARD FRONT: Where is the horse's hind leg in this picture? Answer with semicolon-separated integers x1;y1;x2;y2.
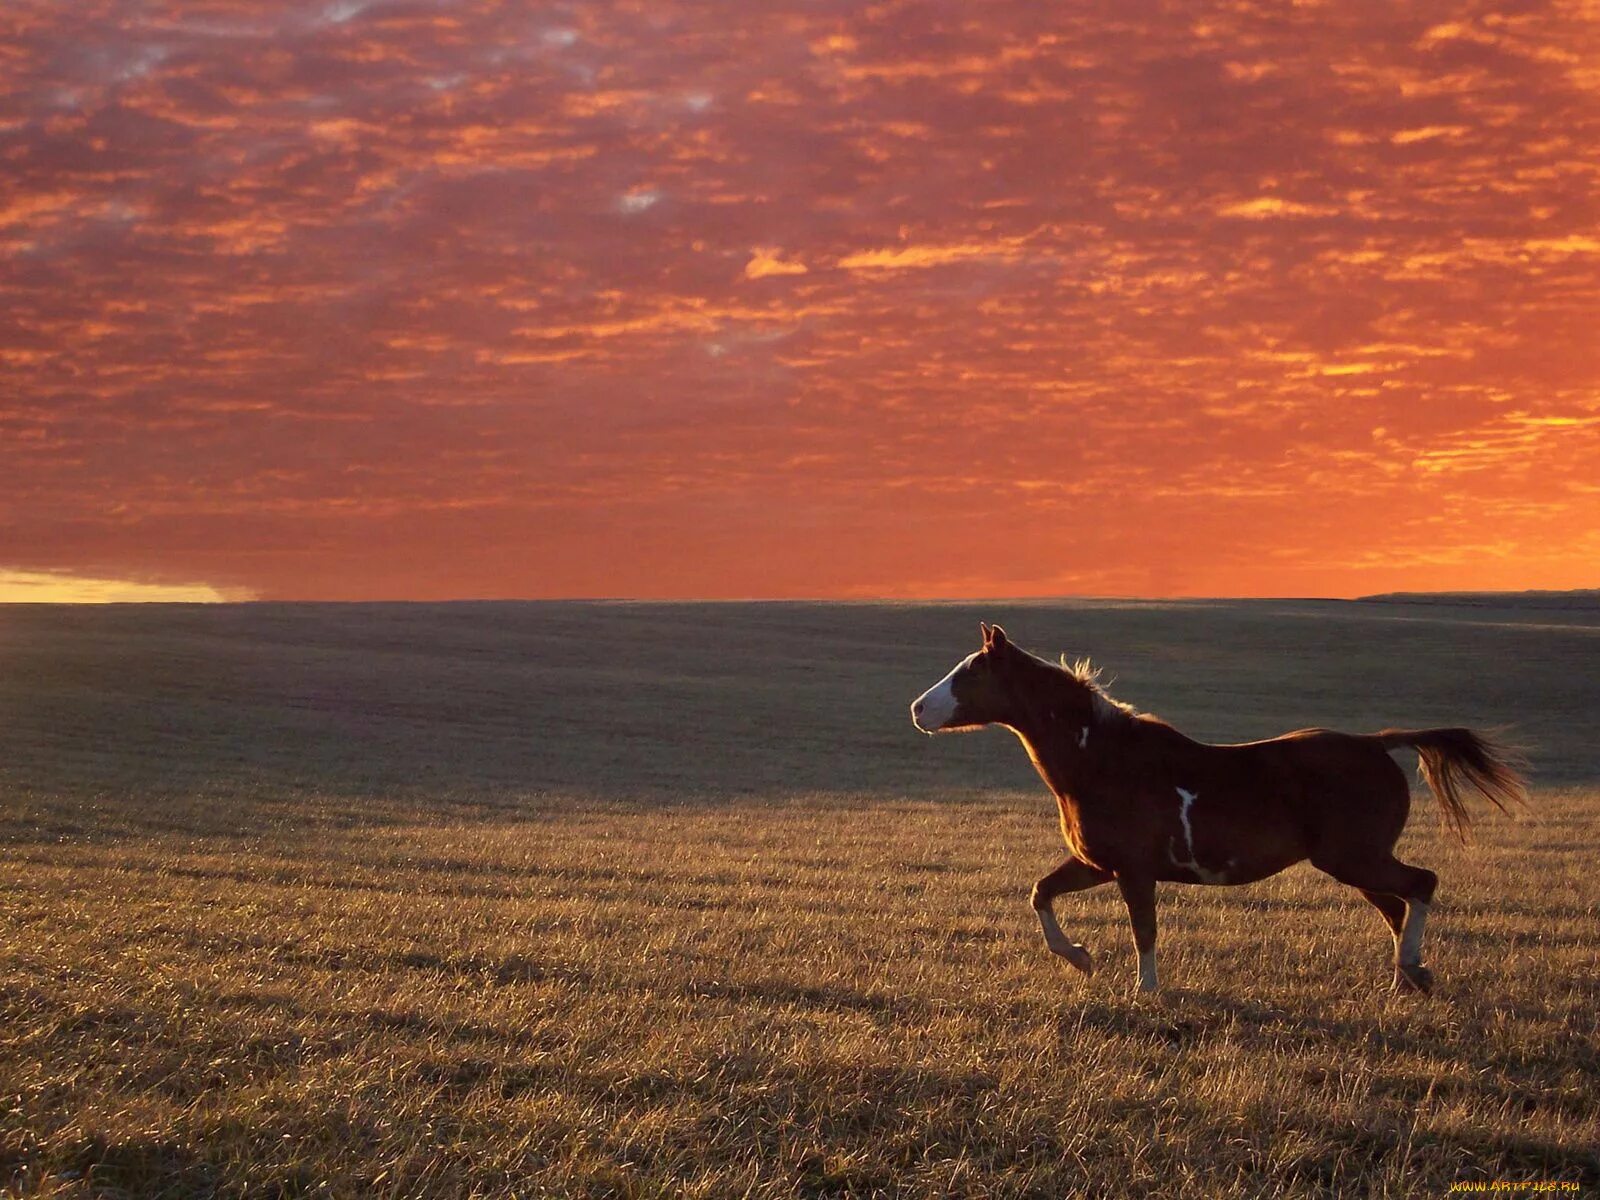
1390;865;1439;995
1357;888;1420;983
1315;855;1438;994
1031;858;1111;976
1360;889;1406;943
1115;874;1159;994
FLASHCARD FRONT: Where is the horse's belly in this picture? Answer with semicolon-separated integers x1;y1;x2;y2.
1159;829;1306;886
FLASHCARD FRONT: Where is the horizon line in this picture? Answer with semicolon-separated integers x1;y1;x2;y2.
2;587;1597;608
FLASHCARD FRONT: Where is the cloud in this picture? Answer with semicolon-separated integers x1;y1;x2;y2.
837;238;1034;271
0;570;250;603
0;0;1596;599
1215;198;1341;220
616;188;662;214
743;247;808;280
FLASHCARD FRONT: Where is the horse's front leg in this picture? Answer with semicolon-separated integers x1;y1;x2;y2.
1031;858;1112;976
1115;874;1159;993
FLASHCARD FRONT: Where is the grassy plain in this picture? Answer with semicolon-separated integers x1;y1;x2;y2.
1;599;1597;1198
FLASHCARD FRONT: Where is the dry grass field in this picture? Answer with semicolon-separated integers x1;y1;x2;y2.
2;599;1597;1198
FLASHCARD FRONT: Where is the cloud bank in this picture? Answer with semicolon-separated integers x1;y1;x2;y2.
2;0;1596;598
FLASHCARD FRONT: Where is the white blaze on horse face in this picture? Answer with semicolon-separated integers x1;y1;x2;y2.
911;653;976;733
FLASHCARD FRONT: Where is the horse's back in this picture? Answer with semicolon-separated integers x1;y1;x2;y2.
1102;720;1416;883
1222;727;1413;850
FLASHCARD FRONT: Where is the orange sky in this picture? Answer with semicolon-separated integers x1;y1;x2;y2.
2;1;1598;600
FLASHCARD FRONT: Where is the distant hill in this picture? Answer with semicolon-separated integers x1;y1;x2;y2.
1358;588;1600;609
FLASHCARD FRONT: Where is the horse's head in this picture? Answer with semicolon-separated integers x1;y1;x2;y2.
910;622;1023;734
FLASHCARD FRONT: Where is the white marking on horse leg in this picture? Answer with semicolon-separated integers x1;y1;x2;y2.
1398;900;1429;966
1036;904;1066;949
1137;948;1158;992
911;652;976;733
1394;900;1435;993
1036;907;1093;974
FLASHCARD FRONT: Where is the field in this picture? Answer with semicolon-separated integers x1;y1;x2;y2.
2;600;1597;1198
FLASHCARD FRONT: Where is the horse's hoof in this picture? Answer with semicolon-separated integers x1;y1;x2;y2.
1048;941;1094;977
1393;963;1434;995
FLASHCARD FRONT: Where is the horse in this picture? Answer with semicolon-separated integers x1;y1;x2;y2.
909;623;1527;995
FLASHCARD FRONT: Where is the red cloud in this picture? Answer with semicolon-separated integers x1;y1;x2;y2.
1;1;1596;598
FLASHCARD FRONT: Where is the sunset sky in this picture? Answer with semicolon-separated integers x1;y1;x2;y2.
2;1;1598;601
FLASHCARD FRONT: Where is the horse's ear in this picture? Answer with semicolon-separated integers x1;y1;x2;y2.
987;624;1008;650
979;621;991;643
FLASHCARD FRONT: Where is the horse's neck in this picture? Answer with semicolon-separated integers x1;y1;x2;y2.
1008;707;1098;804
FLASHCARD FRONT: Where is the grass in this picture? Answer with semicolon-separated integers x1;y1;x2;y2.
1;600;1597;1197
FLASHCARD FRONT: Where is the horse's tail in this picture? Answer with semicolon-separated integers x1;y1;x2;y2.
1376;728;1529;842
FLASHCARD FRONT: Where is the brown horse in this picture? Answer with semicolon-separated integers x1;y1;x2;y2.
910;624;1527;994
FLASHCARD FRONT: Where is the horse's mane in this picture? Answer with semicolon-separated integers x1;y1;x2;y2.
1058;654;1140;723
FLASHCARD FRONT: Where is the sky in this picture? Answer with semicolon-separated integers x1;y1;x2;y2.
2;0;1598;601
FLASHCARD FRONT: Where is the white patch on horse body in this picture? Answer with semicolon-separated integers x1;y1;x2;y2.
1398;900;1429;966
1176;786;1198;841
1168;786;1230;884
911;653;976;733
1077;726;1089;750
